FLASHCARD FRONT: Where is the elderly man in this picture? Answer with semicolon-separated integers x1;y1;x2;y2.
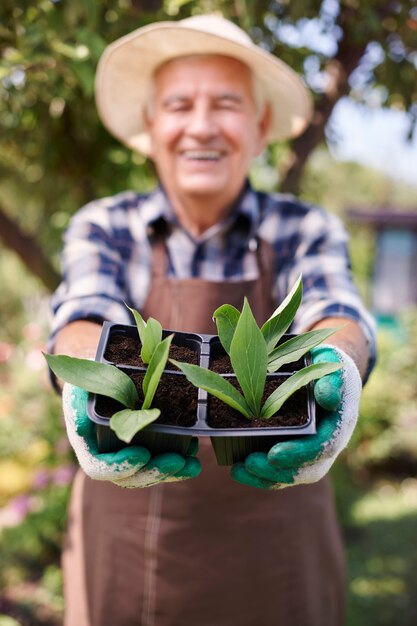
50;14;376;626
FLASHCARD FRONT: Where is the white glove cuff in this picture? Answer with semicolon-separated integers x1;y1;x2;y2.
289;345;362;487
318;344;362;456
62;383;141;482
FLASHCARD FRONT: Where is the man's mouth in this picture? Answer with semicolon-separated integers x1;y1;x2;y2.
181;150;224;161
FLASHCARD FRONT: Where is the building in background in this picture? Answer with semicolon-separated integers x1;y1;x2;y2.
347;208;417;327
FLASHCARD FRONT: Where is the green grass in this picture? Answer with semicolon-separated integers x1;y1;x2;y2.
332;464;417;626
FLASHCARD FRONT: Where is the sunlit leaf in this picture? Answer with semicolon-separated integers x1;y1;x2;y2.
142;334;173;409
261;275;303;352
172;360;251;418
261;362;342;419
127;304;147;344
141;317;163;363
127;304;164;364
212;303;240;354
230;298;267;415
110;408;160;443
267;327;341;372
44;353;138;409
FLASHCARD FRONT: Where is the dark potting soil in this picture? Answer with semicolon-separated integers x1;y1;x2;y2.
210;351;306;374
98;331;309;432
95;371;198;427
103;333;198;369
210;352;234;374
207;378;308;429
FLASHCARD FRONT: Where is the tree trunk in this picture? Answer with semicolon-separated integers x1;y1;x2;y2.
0;206;60;291
279;8;368;195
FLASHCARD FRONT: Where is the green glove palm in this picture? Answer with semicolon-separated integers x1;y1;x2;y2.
63;384;201;487
231;346;362;490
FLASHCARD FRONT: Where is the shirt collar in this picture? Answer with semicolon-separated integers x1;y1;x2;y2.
139;180;260;239
138;186;174;227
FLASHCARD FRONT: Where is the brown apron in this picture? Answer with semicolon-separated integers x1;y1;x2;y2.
63;236;346;626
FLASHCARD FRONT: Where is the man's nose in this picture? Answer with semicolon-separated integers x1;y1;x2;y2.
186;105;217;139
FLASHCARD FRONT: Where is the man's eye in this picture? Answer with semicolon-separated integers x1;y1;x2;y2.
165;101;190;112
216;99;241;110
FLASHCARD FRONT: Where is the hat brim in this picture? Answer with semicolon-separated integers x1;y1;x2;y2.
95;21;313;155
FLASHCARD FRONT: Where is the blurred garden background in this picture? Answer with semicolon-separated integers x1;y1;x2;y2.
1;1;416;624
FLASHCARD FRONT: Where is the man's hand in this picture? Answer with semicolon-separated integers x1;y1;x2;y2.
63;384;201;487
231;345;362;489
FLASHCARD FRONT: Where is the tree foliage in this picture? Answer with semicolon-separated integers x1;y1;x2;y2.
0;0;416;289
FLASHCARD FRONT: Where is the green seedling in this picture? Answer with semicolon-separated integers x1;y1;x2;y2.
213;275;340;372
172;277;342;420
45;308;173;443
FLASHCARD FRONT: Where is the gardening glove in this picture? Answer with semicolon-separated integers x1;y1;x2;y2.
231;345;362;490
62;383;201;488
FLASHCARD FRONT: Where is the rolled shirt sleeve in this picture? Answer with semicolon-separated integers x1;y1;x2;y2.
259;195;377;380
49;194;144;347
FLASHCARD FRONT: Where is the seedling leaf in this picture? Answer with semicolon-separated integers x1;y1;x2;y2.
212;304;240;354
171;360;252;418
261;275;303;352
127;304;163;364
110;408;160;443
127;305;147;345
260;362;343;419
141;317;163;363
142;334;173;409
44;353;138;409
267;327;341;372
230;298;268;415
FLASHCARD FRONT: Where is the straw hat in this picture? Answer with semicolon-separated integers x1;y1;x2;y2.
95;14;312;156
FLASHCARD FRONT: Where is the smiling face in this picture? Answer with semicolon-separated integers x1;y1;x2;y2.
145;55;271;227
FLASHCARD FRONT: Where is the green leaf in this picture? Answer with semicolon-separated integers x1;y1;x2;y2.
267;327;341;372
126;305;163;363
142;334;173;410
171;360;252;418
230;298;268;416
261;275;303;353
261;362;343;419
127;304;147;344
44;353;138;409
110;408;160;443
212;304;240;354
141;317;163;363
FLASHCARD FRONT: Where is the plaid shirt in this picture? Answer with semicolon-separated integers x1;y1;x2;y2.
50;182;376;376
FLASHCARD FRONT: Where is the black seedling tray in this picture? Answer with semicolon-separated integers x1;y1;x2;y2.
87;322;316;465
